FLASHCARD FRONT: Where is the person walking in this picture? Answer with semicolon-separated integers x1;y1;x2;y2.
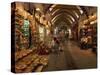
53;37;60;55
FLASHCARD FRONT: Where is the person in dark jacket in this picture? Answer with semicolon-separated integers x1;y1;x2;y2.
53;37;60;55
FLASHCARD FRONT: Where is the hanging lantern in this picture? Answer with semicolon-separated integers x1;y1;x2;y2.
35;12;40;20
43;20;47;25
89;13;97;22
40;16;43;24
47;22;49;26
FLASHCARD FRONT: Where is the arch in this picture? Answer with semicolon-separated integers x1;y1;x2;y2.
51;9;78;23
52;13;73;24
52;14;73;26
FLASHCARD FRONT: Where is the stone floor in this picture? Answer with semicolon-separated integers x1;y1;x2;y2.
43;40;97;71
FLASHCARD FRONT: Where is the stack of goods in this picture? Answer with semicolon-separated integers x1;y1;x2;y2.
80;26;93;49
15;53;38;73
37;41;50;55
15;10;24;50
15;9;30;50
15;49;33;62
15;48;49;73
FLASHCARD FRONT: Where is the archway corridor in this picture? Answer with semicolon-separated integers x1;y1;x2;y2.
11;2;97;73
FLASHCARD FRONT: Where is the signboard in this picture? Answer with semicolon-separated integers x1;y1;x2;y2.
22;19;29;37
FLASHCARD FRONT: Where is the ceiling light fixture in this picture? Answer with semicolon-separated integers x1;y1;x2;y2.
36;8;40;11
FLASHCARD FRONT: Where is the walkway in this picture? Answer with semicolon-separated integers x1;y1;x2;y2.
43;40;97;71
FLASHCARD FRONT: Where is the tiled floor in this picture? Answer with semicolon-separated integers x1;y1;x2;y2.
43;40;97;71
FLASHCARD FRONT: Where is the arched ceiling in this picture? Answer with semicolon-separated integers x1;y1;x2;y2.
52;13;73;25
23;3;91;27
51;11;77;24
53;15;72;28
50;5;82;15
49;5;83;26
29;4;82;27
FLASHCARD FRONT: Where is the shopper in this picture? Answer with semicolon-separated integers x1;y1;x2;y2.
53;37;60;55
80;36;88;49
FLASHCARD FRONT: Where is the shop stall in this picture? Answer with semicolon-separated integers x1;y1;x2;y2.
79;13;97;52
12;2;51;73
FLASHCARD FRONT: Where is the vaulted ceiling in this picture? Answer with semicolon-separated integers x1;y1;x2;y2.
23;2;96;28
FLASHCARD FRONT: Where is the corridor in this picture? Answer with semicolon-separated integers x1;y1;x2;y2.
11;2;97;73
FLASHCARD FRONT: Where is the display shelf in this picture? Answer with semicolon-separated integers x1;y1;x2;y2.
15;43;49;73
79;25;93;49
15;51;49;73
15;49;33;62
